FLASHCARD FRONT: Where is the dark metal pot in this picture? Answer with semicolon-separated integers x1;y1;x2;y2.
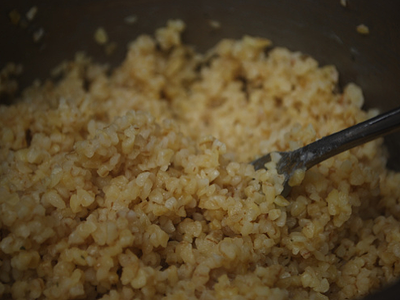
1;0;400;299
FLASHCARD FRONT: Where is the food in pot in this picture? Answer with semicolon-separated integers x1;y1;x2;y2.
1;20;399;300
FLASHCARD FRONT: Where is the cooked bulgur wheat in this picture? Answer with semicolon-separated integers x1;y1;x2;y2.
1;20;399;300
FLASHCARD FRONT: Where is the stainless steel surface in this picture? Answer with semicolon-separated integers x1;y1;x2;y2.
252;106;400;197
1;1;400;298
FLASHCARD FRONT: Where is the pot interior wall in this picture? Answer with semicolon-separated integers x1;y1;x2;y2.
3;0;400;172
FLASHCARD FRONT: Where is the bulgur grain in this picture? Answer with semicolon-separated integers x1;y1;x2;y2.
124;15;138;25
33;28;44;43
26;6;38;21
0;20;399;300
8;9;21;25
208;20;221;29
356;24;370;35
94;27;108;45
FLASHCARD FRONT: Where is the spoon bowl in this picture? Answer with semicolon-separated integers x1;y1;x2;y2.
252;106;400;197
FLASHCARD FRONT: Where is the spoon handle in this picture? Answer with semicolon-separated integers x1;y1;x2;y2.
297;106;400;169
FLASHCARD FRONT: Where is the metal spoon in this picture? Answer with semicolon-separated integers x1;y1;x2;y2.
251;106;400;197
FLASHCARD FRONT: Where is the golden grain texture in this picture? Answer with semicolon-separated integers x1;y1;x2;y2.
1;20;400;300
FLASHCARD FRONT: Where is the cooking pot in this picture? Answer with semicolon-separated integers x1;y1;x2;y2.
1;0;399;299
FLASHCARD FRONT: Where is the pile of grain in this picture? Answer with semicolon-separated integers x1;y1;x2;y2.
1;20;399;300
